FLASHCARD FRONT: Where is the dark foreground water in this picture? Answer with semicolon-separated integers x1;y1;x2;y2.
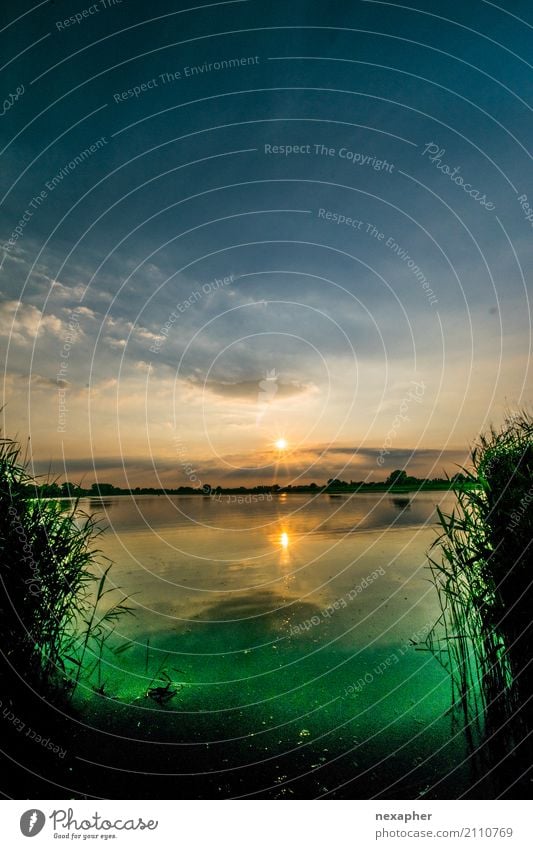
71;491;473;798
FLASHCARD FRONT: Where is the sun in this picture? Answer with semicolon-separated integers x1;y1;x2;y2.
274;438;288;451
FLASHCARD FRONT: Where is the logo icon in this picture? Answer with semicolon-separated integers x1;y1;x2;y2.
20;810;46;837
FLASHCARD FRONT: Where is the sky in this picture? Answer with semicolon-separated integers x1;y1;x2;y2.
0;0;531;487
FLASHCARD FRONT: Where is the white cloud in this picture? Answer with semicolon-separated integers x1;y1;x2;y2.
0;300;63;344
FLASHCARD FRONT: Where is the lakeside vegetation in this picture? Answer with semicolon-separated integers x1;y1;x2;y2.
0;437;132;704
26;468;473;499
425;412;533;794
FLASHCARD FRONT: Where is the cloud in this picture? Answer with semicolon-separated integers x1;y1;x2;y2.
192;376;317;402
0;300;63;344
67;305;97;320
30;445;470;486
103;315;162;349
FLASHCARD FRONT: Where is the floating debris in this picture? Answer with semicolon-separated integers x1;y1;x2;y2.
147;684;179;705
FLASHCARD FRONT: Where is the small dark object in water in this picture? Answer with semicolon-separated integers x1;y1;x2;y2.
147;682;180;705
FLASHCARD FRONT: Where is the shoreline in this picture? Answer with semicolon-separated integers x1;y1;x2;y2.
42;482;472;499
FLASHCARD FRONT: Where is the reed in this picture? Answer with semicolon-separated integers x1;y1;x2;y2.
0;436;132;700
426;412;533;785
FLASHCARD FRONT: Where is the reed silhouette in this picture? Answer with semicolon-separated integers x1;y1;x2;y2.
426;412;533;796
0;435;131;702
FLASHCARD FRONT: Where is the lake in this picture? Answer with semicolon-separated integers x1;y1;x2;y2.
73;490;472;799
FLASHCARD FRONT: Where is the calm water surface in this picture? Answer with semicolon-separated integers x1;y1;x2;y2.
76;491;469;798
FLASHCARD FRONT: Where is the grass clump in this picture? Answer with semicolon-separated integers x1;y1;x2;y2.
0;435;132;702
426;412;533;788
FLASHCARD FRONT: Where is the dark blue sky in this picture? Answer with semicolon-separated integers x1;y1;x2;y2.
1;0;531;486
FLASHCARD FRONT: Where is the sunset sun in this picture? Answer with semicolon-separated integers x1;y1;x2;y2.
274;438;288;451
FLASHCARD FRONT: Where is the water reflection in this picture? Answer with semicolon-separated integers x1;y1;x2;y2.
88;498;114;509
390;496;412;511
83;491;456;628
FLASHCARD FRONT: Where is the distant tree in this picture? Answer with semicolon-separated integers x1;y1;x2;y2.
386;470;408;487
91;483;116;495
40;482;62;498
327;478;353;491
61;481;82;497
